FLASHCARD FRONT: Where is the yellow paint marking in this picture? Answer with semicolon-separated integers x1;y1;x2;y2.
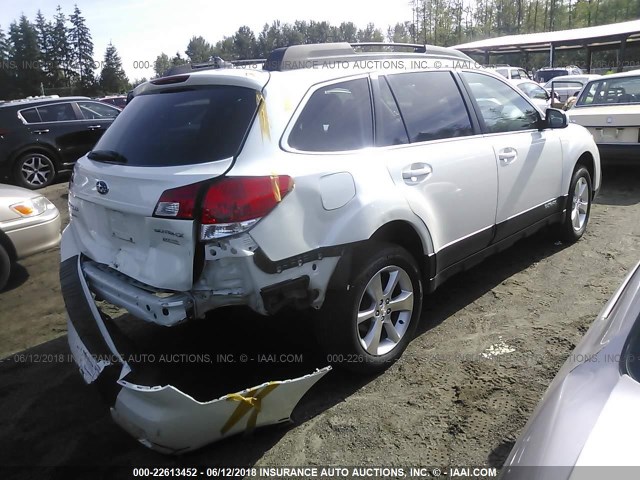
221;383;279;435
256;92;271;142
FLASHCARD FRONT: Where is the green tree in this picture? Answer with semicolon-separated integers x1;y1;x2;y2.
357;23;385;42
34;10;53;86
257;21;284;58
153;52;171;77
0;26;14;99
68;5;95;92
212;37;235;58
50;5;71;88
336;22;358;42
99;42;128;93
388;22;413;43
233;26;257;59
9;16;43;97
185;35;214;63
170;51;188;66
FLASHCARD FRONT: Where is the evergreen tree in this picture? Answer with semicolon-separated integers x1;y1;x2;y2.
9;16;43;97
35;10;53;86
50;5;71;88
0;26;14;99
99;42;128;93
69;5;95;92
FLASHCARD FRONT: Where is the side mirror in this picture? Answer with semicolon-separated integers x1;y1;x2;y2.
540;108;568;129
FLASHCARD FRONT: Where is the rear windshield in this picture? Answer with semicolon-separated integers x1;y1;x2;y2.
91;86;258;166
576;76;640;106
535;69;569;83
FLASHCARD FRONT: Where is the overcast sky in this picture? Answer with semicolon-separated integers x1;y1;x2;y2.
2;0;414;80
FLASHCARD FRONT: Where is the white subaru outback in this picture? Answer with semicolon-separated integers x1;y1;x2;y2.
60;43;600;452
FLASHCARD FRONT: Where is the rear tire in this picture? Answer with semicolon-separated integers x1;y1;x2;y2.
0;245;11;291
316;243;423;374
558;166;592;243
14;152;56;189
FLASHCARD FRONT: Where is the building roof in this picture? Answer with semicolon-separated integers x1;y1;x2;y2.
453;19;640;54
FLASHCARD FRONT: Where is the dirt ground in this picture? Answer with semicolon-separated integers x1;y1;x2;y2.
0;166;639;478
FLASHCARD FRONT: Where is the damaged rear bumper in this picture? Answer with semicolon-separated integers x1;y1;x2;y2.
60;254;330;453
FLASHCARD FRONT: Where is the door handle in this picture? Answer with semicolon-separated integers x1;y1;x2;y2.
87;125;102;130
402;163;433;185
33;129;49;134
498;147;517;164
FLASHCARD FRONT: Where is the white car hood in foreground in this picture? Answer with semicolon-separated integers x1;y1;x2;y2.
574;374;640;467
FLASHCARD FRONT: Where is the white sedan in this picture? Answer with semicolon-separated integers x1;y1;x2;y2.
0;184;60;289
511;79;552;110
568;69;640;164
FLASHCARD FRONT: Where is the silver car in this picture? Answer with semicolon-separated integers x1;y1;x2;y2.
0;184;61;289
503;260;640;478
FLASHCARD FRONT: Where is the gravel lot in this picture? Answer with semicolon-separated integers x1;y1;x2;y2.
0;166;638;477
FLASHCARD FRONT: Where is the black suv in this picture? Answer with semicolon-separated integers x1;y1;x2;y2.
0;96;120;189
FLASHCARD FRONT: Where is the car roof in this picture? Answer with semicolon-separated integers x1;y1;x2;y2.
544;74;600;84
587;68;640;80
0;96;91;109
137;54;483;97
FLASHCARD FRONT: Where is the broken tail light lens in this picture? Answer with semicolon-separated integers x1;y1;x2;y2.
154;176;294;240
154;182;201;219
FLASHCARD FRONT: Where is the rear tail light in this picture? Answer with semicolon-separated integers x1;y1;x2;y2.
154;176;294;240
0;128;10;137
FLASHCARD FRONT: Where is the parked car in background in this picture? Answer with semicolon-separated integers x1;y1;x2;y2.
0;184;60;290
534;65;583;83
98;95;127;109
0;96;120;189
568;69;640;163
502;260;640;478
487;65;531;80
511;79;552;110
543;74;601;104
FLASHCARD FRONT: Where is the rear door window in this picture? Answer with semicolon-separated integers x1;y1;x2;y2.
385;71;473;143
36;103;77;122
288;78;373;152
19;108;41;123
91;86;258;166
77;101;120;119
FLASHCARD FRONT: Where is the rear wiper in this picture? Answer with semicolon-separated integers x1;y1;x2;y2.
87;150;128;164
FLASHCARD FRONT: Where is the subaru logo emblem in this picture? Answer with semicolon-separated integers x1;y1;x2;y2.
96;180;109;195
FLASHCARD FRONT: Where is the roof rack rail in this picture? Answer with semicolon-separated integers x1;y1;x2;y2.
263;42;472;72
350;42;427;52
231;58;267;70
162;57;234;77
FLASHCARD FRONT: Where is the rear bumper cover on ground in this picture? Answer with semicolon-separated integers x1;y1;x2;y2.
60;254;330;453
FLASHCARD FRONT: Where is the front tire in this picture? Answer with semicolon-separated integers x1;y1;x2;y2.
316;243;423;374
558;165;592;243
0;244;11;291
14;152;56;189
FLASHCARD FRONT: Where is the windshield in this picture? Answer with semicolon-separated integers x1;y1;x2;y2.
91;85;258;166
577;76;640;106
